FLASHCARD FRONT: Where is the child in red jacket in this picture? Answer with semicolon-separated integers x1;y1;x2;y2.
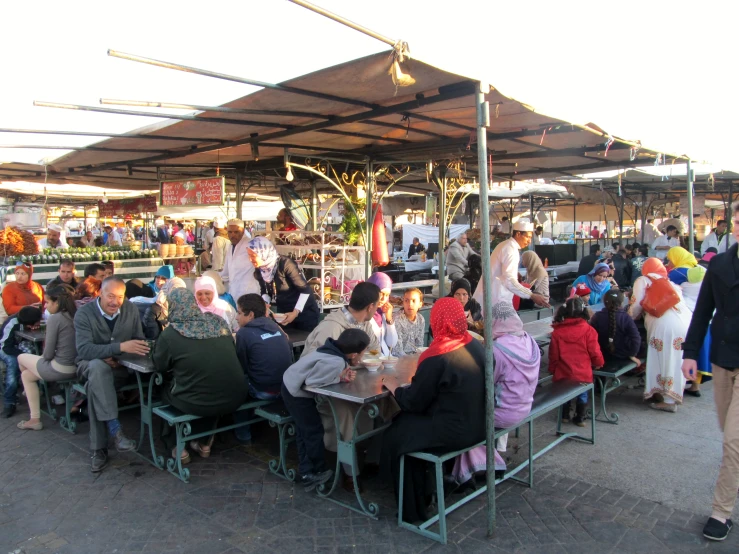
549;297;604;426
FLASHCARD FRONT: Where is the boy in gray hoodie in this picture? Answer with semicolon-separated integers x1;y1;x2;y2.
281;328;370;491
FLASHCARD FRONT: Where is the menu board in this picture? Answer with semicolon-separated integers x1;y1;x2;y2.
98;195;158;217
160;176;225;207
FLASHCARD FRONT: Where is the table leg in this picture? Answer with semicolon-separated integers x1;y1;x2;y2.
134;371;165;469
315;396;388;518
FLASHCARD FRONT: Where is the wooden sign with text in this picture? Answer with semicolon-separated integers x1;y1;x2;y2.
160;176;225;207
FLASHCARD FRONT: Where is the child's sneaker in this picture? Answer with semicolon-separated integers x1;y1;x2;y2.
301;469;333;492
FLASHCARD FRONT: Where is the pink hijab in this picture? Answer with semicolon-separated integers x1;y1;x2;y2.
194;276;231;319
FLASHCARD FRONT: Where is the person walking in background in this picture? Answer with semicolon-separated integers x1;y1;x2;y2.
682;202;739;541
446;233;477;281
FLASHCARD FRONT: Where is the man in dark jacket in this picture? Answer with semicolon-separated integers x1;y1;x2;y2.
577;244;601;276
233;294;293;444
682;203;739;541
610;249;632;289
46;259;79;289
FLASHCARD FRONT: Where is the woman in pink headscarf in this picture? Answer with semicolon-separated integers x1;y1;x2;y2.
366;272;398;356
450;301;541;485
194;275;238;333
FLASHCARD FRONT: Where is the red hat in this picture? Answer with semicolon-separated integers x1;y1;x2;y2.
570;283;592;298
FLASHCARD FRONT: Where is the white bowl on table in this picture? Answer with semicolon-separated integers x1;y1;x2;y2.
379;355;398;369
272;313;288;324
362;358;383;372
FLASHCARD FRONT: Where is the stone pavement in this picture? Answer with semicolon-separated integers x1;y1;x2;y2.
1;384;738;553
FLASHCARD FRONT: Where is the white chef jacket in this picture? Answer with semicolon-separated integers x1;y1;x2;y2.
220;235;259;301
717;233;737;253
37;238;69;250
651;235;680;251
472;237;532;305
701;232;720;255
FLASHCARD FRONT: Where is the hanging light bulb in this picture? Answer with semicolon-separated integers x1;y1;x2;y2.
285;165;294;182
102;192;109;204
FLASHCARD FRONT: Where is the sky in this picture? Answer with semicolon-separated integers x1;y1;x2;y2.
1;0;737;176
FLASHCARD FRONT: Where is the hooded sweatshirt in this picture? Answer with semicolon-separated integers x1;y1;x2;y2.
283;338;349;398
300;307;379;358
548;318;604;383
235;316;293;393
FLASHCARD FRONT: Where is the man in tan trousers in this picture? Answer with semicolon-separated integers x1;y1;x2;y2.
682;202;739;541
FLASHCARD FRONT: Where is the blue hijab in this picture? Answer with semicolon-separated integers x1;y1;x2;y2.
586;263;611;295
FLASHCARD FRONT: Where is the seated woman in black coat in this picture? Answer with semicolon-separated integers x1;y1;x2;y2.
382;297;486;523
247;236;320;331
448;278;483;332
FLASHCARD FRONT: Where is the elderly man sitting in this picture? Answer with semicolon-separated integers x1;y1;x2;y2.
446;232;478;281
74;277;150;473
37;224;69;250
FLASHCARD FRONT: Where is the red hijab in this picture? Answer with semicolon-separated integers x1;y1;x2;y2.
418;297;472;366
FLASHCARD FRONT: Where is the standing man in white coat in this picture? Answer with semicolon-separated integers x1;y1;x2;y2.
473;221;549;308
220;219;259;302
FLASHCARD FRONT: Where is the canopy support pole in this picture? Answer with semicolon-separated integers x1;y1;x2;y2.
529;194;535;251
727;181;734;234
619;194;625;242
476;84;496;537
235;172;243;220
310;179;318;231
438;167;447;296
640;190;647;245
687;160;695;253
365;159;374;279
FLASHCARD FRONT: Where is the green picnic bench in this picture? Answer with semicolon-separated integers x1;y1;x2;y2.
592;357;645;424
254;402;297;482
60;381;146;434
518;306;555;321
153;398;278;483
398;379;595;544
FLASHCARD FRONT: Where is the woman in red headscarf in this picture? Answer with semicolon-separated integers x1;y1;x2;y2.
2;262;44;316
382;297;486;523
628;257;692;413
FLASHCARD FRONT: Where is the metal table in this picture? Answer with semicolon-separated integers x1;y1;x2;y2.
286;328;311;349
304;354;419;518
116;352;165;470
522;317;554;341
15;328;47;346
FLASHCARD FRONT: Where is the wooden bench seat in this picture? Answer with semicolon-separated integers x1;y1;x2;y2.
398;380;594;544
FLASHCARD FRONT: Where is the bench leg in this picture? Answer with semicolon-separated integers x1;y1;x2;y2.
134;372;165;470
39;380;58;421
527;420;534;488
165;422;191;483
435;459;448;544
267;420;297;482
59;382;77;434
398;455;405;529
594;376;621;424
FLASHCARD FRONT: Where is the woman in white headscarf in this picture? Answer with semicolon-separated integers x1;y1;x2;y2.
194;275;238;332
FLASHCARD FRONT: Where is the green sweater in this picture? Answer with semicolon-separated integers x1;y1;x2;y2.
153;327;247;416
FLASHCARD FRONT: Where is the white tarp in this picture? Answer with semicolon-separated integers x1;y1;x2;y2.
401;223;469;253
156;201;282;221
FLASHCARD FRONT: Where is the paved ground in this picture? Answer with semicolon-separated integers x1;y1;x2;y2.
1;372;737;554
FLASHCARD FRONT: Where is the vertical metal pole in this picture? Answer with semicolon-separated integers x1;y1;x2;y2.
727;181;734;239
687;160;695;253
83;206;87;235
529;194;535;251
640;190;647;244
365;159;373;279
310;179;318;231
619;194;625;242
438;168;447;296
235;171;243;220
476;83;496;537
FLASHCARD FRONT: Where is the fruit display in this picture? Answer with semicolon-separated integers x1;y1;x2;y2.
4;246;159;266
0;227;38;256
